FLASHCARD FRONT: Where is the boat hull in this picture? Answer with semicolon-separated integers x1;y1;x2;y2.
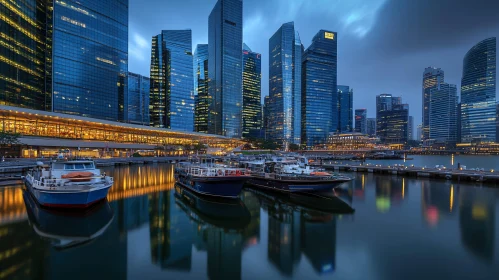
24;179;112;208
175;172;247;199
246;176;349;193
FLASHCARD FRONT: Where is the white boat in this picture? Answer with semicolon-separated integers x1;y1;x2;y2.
23;160;114;208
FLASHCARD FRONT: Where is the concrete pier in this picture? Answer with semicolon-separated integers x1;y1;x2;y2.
323;163;499;185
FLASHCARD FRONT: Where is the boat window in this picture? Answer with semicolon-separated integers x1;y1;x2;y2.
53;163;64;169
64;164;75;170
84;163;94;169
74;163;85;169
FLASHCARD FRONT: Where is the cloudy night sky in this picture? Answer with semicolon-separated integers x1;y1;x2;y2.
128;0;499;124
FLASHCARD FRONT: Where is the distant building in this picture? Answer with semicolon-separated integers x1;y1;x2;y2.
460;37;496;143
408;116;414;141
416;124;423;141
263;96;271;140
127;73;150;126
422;67;445;140
242;44;262;139
367;118;376;137
194;44;209;133
327;133;380;150
268;22;302;144
150;30;194;131
338;86;353;133
354;109;367;134
208;0;243;137
376;94;409;144
457;104;461;143
429;83;458;145
301;30;337;147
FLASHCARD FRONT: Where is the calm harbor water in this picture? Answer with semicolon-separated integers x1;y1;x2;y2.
1;163;499;280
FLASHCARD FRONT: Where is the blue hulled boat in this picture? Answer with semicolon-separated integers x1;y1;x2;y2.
174;161;248;199
23;160;114;208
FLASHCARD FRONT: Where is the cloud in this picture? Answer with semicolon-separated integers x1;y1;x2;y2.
129;32;150;62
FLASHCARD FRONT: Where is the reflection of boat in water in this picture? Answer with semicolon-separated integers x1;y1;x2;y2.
23;189;114;249
245;187;354;214
174;184;251;229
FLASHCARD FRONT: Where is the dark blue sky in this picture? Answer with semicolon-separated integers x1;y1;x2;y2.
128;0;499;123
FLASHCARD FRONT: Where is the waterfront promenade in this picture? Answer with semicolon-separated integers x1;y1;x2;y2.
323;163;499;185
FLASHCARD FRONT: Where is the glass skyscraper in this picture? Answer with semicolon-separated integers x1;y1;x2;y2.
429;83;457;144
338;85;353;133
367;118;376;137
1;0;52;110
194;44;209;133
268;22;302;145
301;30;337;147
376;94;409;143
208;0;243;138
242;44;261;138
52;0;128;121
127;72;150;126
461;37;496;143
150;30;194;131
355;109;367;134
422;67;444;140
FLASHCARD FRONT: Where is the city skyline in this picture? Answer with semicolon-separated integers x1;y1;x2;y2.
128;0;499;123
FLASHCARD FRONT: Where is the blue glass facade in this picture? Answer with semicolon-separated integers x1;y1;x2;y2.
355;109;367;134
338;85;353;133
301;30;337;147
194;44;209;133
52;0;128;121
127;72;150;125
268;22;302;145
376;94;409;143
460;37;496;143
150;30;194;131
429;83;457;143
0;0;52;111
242;44;262;139
422;67;444;140
208;0;243;138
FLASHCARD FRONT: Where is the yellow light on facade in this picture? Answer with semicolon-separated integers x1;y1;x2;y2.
324;32;335;40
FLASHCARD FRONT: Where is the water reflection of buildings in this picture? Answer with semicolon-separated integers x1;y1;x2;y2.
421;181;457;226
253;190;337;276
459;188;495;262
149;190;193;270
241;191;260;247
375;176;407;213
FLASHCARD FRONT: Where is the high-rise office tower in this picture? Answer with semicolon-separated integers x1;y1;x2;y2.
242;44;262;138
301;30;337;147
268;22;302;144
127;72;150;126
338;86;353;133
0;0;52;111
408;116;414;141
367;118;376;137
376;94;409;143
194;44;209;133
461;37;496;143
208;0;243;138
416;124;423;141
52;0;128;121
422;67;444;140
263;95;271;140
150;30;194;131
429;83;458;144
355;109;367;134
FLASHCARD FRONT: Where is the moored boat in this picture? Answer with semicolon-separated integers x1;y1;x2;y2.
174;160;249;199
244;161;351;193
23;160;114;208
